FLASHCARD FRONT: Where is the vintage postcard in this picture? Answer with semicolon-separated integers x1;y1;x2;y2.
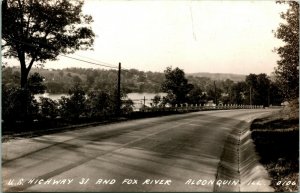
2;0;299;192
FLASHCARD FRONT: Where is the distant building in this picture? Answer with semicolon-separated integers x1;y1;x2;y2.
205;100;216;106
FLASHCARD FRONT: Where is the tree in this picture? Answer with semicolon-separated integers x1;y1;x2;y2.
45;81;65;93
86;74;95;87
39;97;59;119
86;90;112;118
231;82;247;105
72;75;82;85
2;0;95;88
245;74;258;105
245;73;271;107
221;79;234;103
273;1;299;100
2;85;39;124
161;67;193;105
269;81;284;105
2;66;20;87
204;81;222;105
59;84;86;121
152;95;161;107
206;86;222;105
188;85;205;105
256;74;271;106
27;72;46;94
121;99;134;115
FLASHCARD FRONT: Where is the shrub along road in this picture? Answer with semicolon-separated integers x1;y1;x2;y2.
251;114;299;192
2;109;277;192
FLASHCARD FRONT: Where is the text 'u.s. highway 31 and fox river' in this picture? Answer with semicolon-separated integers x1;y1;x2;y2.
7;178;298;188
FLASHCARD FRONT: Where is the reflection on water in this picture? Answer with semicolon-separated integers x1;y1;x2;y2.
34;93;68;102
126;93;167;109
35;92;167;108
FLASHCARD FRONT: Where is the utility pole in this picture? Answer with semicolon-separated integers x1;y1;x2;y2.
214;81;217;105
268;87;270;107
117;62;121;117
143;96;146;107
250;86;252;106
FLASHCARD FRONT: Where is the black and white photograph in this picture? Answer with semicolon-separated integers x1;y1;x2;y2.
1;0;299;192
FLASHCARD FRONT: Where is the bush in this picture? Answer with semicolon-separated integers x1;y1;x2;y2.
2;85;39;124
152;95;161;107
39;97;59;119
86;90;113;119
58;85;86;121
122;99;134;115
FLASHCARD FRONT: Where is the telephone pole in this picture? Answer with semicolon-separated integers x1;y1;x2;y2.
117;62;121;117
214;81;217;105
268;87;270;107
250;86;252;106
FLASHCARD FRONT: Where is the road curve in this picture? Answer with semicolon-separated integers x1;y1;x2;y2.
2;109;276;192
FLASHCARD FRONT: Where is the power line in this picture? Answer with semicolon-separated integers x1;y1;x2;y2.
6;37;164;74
6;36;119;69
6;36;164;85
72;53;118;68
61;54;118;69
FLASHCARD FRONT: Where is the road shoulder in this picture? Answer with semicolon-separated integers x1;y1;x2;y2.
215;114;275;192
250;110;299;192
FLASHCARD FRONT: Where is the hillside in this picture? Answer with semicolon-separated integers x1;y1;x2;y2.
188;72;246;82
3;66;247;94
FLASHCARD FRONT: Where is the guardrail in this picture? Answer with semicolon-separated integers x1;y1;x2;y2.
136;104;265;113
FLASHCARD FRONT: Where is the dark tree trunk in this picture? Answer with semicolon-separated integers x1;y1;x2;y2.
20;68;29;88
19;49;35;89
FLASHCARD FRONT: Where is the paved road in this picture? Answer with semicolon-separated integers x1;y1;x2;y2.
2;109;276;192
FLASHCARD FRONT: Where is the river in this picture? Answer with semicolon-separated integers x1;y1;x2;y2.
35;92;167;109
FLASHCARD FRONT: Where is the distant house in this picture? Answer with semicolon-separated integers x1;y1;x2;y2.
205;100;216;106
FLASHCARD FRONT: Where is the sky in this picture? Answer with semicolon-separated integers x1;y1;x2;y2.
4;0;289;75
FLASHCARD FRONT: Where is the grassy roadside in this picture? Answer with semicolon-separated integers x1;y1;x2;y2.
2;107;238;143
250;104;299;192
1;110;191;142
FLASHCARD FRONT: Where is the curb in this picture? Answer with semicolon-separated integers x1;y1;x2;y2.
214;118;274;192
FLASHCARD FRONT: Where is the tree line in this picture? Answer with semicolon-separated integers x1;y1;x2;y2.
159;67;283;107
2;64;284;129
3;65;284;107
2;66;165;94
2;74;134;130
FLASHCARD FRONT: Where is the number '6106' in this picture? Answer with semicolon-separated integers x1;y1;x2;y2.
276;181;297;186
